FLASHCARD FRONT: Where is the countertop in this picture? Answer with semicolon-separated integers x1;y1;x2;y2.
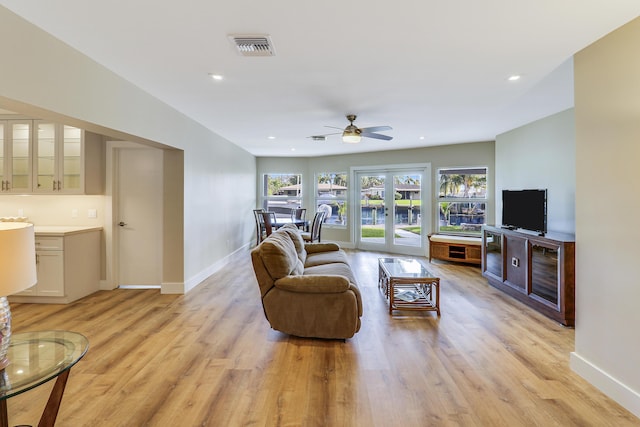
33;225;103;236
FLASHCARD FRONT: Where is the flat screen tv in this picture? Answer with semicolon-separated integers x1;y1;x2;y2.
502;189;547;234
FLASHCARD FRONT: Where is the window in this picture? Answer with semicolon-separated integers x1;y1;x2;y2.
438;167;487;235
261;173;302;218
315;173;348;226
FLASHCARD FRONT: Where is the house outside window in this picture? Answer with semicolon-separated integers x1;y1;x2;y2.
261;173;302;218
438;167;487;235
315;173;348;226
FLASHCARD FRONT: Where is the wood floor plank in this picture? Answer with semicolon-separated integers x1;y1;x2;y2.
4;249;639;426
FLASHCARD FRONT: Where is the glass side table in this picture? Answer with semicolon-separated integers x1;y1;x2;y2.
0;330;89;427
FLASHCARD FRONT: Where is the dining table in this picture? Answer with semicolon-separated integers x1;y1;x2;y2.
272;217;308;231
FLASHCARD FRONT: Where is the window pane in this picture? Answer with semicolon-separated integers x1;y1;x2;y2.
438;202;486;234
262;173;302;216
316;173;347;197
263;173;302;197
316;173;347;226
438;168;487;199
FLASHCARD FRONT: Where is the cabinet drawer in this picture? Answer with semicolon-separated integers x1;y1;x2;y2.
35;236;64;251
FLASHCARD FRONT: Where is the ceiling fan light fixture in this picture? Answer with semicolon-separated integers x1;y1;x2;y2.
342;133;361;143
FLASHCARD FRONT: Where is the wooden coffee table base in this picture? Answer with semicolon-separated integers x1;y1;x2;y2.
388;277;440;315
378;258;441;316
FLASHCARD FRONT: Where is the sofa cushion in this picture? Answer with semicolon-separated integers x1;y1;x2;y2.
304;262;358;285
259;231;303;279
305;242;340;253
274;274;350;293
305;249;350;268
278;225;307;263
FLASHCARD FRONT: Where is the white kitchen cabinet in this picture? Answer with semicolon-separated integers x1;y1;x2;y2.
0;119;103;194
11;228;101;304
18;236;65;297
33;121;104;194
0;120;33;193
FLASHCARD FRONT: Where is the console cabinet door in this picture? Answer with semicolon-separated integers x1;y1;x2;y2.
505;235;527;292
483;230;504;281
529;242;561;309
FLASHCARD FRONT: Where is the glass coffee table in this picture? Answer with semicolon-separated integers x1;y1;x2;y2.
378;257;441;316
0;330;89;427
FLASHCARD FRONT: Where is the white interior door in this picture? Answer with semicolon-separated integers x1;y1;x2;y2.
117;148;163;287
356;168;428;256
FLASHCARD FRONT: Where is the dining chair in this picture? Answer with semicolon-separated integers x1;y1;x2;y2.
253;209;265;245
290;208;307;230
290;208;307;221
261;211;278;238
301;211;326;243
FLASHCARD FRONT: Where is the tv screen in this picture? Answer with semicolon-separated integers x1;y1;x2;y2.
502;189;547;234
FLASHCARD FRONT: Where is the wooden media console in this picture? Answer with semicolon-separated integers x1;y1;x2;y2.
428;234;482;265
481;225;575;326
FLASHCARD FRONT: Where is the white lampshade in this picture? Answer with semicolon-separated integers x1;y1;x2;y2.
0;223;36;296
342;133;361;144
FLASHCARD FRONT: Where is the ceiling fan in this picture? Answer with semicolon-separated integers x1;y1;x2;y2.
310;114;393;144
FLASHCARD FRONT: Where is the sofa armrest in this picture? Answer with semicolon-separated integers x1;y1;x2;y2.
304;242;340;253
274;274;350;293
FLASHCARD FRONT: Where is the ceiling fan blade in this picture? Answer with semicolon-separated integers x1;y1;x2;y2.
324;126;345;131
361;132;393;141
306;132;341;139
360;126;392;133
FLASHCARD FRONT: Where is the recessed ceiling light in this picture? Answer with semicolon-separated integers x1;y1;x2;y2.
209;74;224;81
290;148;296;152
267;136;276;140
419;136;425;140
508;75;521;81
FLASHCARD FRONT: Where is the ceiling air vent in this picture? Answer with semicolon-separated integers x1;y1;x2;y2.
229;35;275;57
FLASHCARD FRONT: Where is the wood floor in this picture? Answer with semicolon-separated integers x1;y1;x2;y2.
7;249;639;426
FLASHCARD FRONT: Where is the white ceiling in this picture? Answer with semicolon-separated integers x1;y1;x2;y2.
1;1;639;157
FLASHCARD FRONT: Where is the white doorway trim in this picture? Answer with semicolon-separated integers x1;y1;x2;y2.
105;141;164;290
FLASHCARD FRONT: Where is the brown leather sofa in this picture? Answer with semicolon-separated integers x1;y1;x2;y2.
251;224;362;339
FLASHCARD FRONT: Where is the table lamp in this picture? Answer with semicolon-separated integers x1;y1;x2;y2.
0;223;36;369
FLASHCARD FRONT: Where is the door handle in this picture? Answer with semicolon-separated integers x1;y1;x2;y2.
118;221;127;227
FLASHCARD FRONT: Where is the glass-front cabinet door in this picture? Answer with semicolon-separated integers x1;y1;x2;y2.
33;122;84;193
35;122;56;191
0;122;4;190
8;120;32;193
483;229;503;281
529;242;560;308
62;125;83;192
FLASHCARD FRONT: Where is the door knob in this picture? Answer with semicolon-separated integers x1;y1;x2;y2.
118;221;127;227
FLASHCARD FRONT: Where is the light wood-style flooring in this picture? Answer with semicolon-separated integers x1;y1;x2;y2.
7;249;639;426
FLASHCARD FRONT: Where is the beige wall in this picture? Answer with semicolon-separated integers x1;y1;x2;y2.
573;17;640;417
0;7;256;292
495;108;576;234
258;141;495;246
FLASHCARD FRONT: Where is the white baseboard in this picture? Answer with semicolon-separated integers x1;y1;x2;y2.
182;242;251;294
570;351;640;418
329;240;354;249
99;280;114;291
161;282;185;294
